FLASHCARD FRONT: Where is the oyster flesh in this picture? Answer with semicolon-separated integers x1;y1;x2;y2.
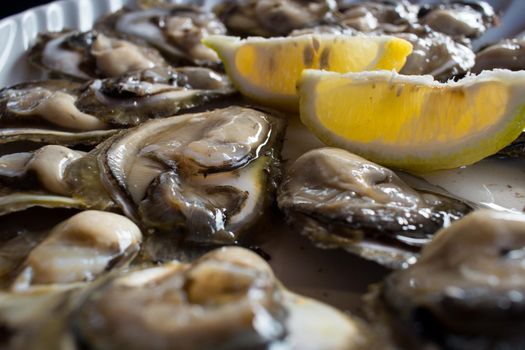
95;5;226;66
397;28;475;81
0;67;233;144
29;30;169;80
215;0;336;37
12;210;142;290
94;106;284;244
335;0;419;33
472;37;525;73
376;210;525;350
277;148;471;268
417;0;497;41
0;144;116;215
71;247;386;350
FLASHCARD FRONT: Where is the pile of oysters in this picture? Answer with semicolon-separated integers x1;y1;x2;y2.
1;0;525;349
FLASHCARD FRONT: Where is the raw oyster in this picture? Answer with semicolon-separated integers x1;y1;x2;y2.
277;148;471;268
29;30;169;80
375;210;525;350
12;210;142;290
75;66;233;126
94;106;284;244
0;67;233;144
71;247;386;350
397;28;475;81
215;0;336;37
335;0;418;33
0;146;94;215
418;0;497;41
95;5;226;66
472;37;525;73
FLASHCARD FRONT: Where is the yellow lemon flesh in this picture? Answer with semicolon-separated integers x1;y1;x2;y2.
203;34;412;111
299;69;525;172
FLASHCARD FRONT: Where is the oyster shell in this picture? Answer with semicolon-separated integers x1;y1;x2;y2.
71;247;386;350
29;30;169;80
472;37;525;73
215;0;336;37
375;210;525;350
0;67;233;144
95;5;226;66
95;106;285;244
277;148;471;268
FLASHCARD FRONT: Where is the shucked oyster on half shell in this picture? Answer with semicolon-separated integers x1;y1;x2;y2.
214;0;336;37
95;4;226;67
277;148;471;268
0;67;233;145
28;30;169;81
67;247;387;350
373;210;525;350
92;106;285;244
0;210;143;349
0;145;102;215
0;107;285;246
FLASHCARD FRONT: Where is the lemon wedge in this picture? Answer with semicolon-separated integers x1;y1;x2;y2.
203;34;412;111
299;69;525;172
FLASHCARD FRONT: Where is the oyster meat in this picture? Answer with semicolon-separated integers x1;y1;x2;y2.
71;247;385;350
95;5;226;66
0;146;93;215
418;0;497;42
335;0;419;33
376;210;525;350
397;28;475;81
0;67;233;144
472;37;525;73
277;148;471;268
94;106;284;244
29;30;168;80
215;0;336;37
12;210;142;290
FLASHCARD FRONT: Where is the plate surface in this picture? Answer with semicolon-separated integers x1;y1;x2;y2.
1;0;525;311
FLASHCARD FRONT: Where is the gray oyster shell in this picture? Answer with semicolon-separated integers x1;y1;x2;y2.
215;0;336;37
95;5;226;67
374;210;525;350
277;148;471;268
0;67;233;144
28;30;169;81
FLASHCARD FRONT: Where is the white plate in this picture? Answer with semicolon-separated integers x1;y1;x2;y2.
1;0;525;311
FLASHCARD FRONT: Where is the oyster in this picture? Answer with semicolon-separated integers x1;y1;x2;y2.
0;67;233;144
472;37;525;73
418;0;497;41
215;0;336;37
95;5;226;66
94;106;284;244
29;30;169;80
12;210;142;290
277;148;471;268
375;210;525;350
335;0;419;33
397;28;475;81
71;247;386;350
0;146;94;215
